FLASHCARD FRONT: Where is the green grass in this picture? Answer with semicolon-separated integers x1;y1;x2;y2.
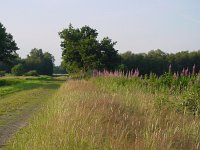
0;76;64;133
5;77;200;150
0;82;61;116
0;76;61;97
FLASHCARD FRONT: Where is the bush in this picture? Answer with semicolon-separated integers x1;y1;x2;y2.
25;70;39;76
0;79;6;86
11;64;24;76
0;70;6;77
182;87;200;115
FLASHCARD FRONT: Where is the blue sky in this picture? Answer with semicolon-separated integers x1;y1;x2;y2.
0;0;200;65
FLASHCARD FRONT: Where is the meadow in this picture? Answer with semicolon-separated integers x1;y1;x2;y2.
1;4;200;149
3;72;200;150
0;76;64;148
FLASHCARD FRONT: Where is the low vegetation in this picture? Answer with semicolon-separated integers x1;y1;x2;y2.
5;73;200;149
11;64;25;76
24;70;39;76
0;76;64;148
0;76;63;97
0;70;6;77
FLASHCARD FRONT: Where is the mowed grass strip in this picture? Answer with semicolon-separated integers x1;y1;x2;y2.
0;78;42;97
0;82;61;117
5;79;200;150
0;79;63;147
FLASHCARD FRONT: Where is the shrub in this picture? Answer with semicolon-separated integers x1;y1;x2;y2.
25;70;39;76
159;73;173;88
0;79;6;86
11;64;25;76
182;87;200;115
0;70;6;77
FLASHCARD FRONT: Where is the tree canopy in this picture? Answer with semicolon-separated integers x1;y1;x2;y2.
25;48;55;75
59;24;120;73
0;22;19;63
120;49;200;75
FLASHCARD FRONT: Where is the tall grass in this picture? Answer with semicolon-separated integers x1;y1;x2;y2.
6;77;200;150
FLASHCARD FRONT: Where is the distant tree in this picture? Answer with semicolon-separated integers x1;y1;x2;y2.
25;48;43;73
0;54;23;73
0;22;19;63
43;52;55;75
146;49;168;75
0;62;10;72
53;65;67;74
25;48;54;75
120;50;200;75
59;24;120;73
11;64;24;76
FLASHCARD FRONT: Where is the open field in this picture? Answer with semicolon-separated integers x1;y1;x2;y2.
1;1;200;149
0;76;64;148
4;75;200;150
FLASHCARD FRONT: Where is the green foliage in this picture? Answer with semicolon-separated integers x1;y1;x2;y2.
0;62;10;72
0;70;6;77
11;64;25;76
0;77;62;97
118;64;127;71
155;96;173;110
181;87;200;115
24;70;39;76
53;65;67;74
59;24;119;73
0;78;21;87
0;79;7;86
159;73;172;85
0;22;19;63
25;48;54;75
100;37;120;71
121;50;200;75
93;73;200;116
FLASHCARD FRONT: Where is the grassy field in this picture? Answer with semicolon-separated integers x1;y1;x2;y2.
4;75;200;150
0;76;64;148
0;76;55;97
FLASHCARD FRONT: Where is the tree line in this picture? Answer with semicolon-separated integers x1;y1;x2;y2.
0;22;200;76
0;48;55;76
0;22;58;76
120;50;200;75
60;24;200;75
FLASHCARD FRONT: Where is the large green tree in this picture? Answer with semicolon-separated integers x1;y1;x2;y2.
59;24;83;73
59;24;119;73
100;37;120;71
0;22;19;63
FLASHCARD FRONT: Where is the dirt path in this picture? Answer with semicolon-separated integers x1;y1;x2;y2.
0;82;61;149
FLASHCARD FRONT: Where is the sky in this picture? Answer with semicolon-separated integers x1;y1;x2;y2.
0;0;200;65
